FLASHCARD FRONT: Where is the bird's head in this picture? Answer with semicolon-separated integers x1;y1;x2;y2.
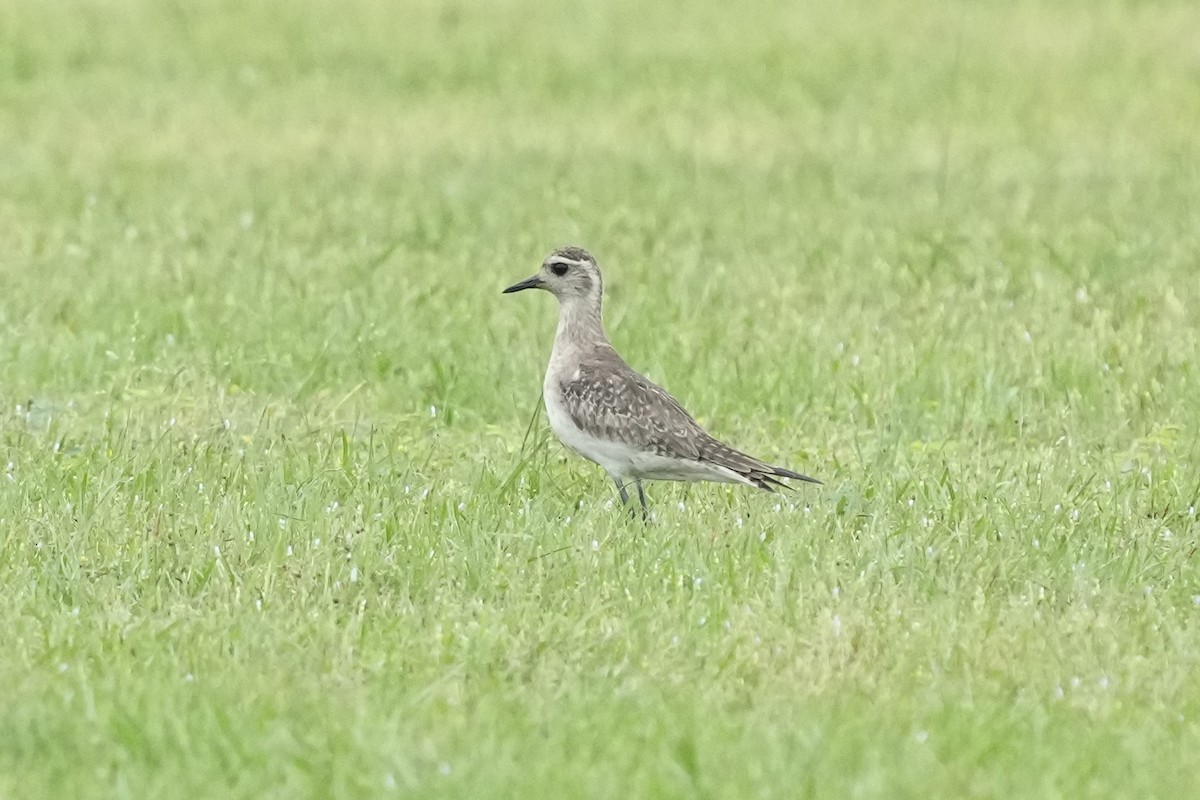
503;246;603;306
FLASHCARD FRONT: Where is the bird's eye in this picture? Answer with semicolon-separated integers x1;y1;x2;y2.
550;263;569;276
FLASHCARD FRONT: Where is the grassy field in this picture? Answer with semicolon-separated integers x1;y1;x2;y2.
2;0;1200;797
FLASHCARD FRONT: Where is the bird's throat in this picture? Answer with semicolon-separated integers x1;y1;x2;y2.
554;298;609;352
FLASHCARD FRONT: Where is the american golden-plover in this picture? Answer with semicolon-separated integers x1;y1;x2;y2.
504;246;820;514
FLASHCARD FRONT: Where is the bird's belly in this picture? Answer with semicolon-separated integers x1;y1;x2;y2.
543;386;637;478
543;389;744;484
629;452;746;484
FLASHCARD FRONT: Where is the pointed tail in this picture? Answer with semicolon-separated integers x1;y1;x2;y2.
699;438;821;493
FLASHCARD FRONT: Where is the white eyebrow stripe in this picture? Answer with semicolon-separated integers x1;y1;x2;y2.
548;258;587;268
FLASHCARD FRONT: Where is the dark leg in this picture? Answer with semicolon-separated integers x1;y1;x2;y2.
613;478;630;506
636;481;649;518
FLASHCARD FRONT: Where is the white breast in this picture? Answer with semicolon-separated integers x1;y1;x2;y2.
543;369;639;480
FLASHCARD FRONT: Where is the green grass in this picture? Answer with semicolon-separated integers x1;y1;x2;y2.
2;0;1200;796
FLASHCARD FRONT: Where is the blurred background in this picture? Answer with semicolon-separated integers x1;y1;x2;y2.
3;0;1196;431
2;2;1200;797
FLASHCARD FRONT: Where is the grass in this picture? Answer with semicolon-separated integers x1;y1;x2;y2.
2;0;1200;796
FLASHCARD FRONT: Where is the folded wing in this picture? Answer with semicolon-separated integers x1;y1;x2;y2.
558;353;819;491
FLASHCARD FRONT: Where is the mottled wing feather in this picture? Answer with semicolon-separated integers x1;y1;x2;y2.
558;357;704;460
558;353;821;490
697;437;772;475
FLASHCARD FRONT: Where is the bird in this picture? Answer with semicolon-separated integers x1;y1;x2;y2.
503;246;820;514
